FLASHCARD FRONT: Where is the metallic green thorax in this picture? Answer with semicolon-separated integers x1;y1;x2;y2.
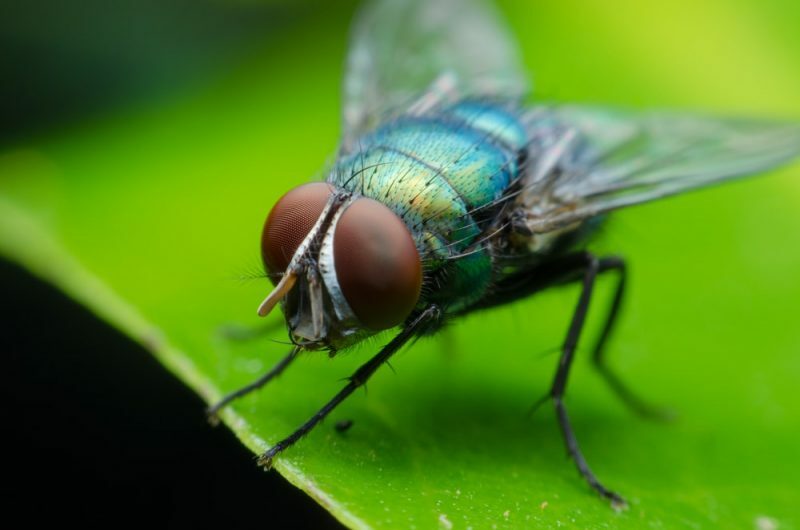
329;101;528;313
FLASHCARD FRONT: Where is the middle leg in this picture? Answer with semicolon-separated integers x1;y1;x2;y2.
546;251;627;505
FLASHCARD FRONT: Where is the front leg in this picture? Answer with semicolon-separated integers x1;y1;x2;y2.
258;305;441;469
206;345;300;423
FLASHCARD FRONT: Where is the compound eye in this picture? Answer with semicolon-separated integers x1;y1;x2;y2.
334;198;422;330
261;183;333;282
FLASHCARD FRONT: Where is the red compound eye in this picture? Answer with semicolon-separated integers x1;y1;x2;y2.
261;183;333;282
334;198;422;330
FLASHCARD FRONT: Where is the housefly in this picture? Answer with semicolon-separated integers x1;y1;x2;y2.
208;0;800;506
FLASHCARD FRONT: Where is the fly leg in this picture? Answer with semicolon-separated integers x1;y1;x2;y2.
590;258;672;420
258;305;441;469
545;251;626;506
206;346;300;424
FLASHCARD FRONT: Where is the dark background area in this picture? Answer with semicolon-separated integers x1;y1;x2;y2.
0;259;342;528
1;1;348;525
0;0;332;143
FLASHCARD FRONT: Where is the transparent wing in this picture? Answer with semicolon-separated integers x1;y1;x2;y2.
518;106;800;233
341;0;528;149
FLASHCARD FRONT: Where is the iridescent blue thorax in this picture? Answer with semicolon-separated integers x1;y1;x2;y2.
329;101;529;313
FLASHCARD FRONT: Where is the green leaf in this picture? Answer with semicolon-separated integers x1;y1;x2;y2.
2;0;799;528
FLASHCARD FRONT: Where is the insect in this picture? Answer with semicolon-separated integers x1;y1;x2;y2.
208;0;800;505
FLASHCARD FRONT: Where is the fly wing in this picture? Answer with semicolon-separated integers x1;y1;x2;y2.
341;0;528;150
517;106;800;233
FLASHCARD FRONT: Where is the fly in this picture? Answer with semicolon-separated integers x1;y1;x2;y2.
207;0;800;506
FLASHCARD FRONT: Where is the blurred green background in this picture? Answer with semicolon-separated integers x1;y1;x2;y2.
1;0;799;528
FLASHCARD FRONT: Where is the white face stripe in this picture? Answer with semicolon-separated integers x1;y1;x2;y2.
318;196;358;322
